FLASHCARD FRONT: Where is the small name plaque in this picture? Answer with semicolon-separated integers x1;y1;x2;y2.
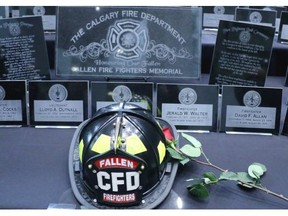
221;86;282;135
29;81;89;126
157;84;219;131
0;80;27;126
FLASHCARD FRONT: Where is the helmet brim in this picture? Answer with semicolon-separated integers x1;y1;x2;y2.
68;118;179;209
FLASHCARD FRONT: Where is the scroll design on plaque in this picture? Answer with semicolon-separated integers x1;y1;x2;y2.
64;19;192;64
0;22;33;36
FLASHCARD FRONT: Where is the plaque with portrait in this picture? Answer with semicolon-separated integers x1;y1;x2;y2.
235;8;277;27
220;86;282;135
157;84;219;132
91;82;153;116
28;81;89;126
0;16;50;80
278;11;288;43
0;80;27;126
202;6;237;29
209;20;275;87
55;6;202;81
19;6;56;31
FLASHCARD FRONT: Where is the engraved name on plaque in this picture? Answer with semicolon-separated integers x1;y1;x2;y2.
0;80;27;126
221;86;282;135
157;84;219;132
29;81;89;126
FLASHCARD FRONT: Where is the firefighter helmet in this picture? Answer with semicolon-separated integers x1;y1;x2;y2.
68;103;178;209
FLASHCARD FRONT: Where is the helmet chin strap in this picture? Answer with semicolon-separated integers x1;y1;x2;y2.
113;102;125;153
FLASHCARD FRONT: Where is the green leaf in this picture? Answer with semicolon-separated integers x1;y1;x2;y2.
181;133;202;148
167;147;186;161
203;172;218;182
248;163;267;179
180;144;201;158
219;171;238;181
180;158;190;165
236;172;256;184
187;183;209;199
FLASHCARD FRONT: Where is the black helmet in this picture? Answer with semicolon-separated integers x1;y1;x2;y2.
69;103;178;209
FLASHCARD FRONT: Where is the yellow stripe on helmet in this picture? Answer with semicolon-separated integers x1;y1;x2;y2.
157;141;166;164
91;134;111;154
126;134;147;155
79;139;84;163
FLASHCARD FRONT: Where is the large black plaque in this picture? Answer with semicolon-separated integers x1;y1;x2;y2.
0;80;27;126
0;16;50;80
202;6;237;29
209;20;275;86
278;11;288;43
28;81;89;126
221;86;282;135
235;8;277;27
56;6;202;80
91;81;153;116
19;6;56;31
157;84;219;131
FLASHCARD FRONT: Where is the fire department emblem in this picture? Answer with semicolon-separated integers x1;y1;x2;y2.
178;88;197;105
108;20;148;60
249;11;262;23
243;90;261;108
112;85;132;103
8;23;21;36
239;30;251;43
49;84;68;102
33;6;46;16
214;6;225;15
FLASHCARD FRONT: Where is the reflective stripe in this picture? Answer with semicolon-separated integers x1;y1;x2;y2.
126;134;147;155
157;141;166;164
79;139;84;163
91;134;111;154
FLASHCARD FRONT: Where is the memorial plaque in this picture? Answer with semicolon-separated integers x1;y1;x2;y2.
0;16;50;80
19;6;56;31
209;20;275;87
249;6;287;32
28;81;89;126
0;80;27;126
91;81;153;116
202;6;237;29
282;107;288;136
157;84;219;132
278;11;288;43
220;86;282;135
56;6;202;80
235;8;277;27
